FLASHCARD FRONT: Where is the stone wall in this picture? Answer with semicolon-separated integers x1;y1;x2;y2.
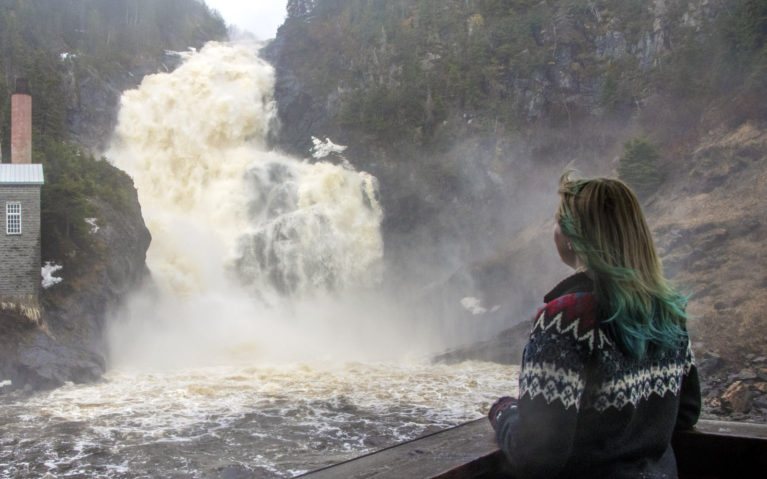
0;185;41;298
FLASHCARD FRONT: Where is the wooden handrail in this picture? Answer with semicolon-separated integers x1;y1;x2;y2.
297;419;767;479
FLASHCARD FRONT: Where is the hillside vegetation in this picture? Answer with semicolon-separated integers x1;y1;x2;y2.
272;0;766;148
267;1;767;272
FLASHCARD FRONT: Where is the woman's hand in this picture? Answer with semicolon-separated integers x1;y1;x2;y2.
488;396;518;428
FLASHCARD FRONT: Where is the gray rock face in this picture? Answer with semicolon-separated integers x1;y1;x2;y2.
596;31;628;60
62;53;184;154
0;192;150;393
433;319;532;366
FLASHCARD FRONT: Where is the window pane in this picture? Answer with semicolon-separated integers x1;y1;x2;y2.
6;202;21;235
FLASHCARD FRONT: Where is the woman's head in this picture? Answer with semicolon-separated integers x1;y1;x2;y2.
554;170;687;358
555;172;660;282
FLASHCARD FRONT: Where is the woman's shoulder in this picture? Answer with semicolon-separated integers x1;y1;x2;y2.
533;272;600;335
542;271;593;302
535;291;598;331
532;291;608;351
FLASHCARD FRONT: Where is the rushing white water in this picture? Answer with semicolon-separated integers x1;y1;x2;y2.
106;42;400;367
108;42;382;301
0;361;518;477
0;42;520;479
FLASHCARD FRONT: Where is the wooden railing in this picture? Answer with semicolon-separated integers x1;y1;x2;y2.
297;419;767;479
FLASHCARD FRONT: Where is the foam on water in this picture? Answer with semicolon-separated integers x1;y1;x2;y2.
1;361;518;477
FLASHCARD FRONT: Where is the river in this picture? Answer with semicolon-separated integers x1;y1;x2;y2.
1;361;517;477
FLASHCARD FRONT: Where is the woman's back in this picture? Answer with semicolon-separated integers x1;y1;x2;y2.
489;173;701;478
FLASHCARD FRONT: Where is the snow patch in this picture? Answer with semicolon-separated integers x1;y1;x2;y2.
41;262;63;289
85;217;100;233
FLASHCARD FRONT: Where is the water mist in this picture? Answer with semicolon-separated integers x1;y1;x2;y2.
105;42;417;369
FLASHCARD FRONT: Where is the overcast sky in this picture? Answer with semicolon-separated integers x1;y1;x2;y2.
205;0;289;40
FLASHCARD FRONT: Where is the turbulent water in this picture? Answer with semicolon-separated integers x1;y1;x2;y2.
0;362;518;478
1;42;519;478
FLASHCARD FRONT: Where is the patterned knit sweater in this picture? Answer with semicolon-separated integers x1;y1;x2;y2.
492;273;701;479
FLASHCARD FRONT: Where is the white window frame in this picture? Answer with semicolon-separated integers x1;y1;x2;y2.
6;202;22;235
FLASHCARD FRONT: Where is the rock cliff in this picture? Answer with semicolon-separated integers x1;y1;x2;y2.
0;180;150;392
61;52;186;154
264;0;767;420
262;0;746;283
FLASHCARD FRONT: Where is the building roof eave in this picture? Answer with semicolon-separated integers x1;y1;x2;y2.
0;164;44;185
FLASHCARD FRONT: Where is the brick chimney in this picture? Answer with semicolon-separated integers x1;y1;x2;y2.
11;78;32;164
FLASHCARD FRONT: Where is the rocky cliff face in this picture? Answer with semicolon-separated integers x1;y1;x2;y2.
649;123;767;417
264;0;767;419
262;1;737;284
651;124;767;352
0;183;150;392
61;53;185;154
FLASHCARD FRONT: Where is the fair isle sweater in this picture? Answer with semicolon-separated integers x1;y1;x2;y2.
492;273;701;479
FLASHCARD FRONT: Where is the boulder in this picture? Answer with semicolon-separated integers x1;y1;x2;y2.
721;381;753;414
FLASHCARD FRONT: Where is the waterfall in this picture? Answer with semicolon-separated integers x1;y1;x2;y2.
105;42;396;368
236;158;382;296
108;42;382;299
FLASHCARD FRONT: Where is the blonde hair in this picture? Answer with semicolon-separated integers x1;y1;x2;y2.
557;171;687;358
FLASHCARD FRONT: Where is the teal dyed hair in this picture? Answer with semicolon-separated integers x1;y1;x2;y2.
556;171;688;358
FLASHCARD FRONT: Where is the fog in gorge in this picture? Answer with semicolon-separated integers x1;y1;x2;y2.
104;42;453;369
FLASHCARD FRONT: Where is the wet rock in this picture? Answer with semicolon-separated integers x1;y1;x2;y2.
697;353;724;377
753;396;767;410
432;319;531;365
733;369;758;381
721;381;753;413
17;335;105;387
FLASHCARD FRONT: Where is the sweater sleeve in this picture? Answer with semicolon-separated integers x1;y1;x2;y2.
675;359;701;430
492;329;587;478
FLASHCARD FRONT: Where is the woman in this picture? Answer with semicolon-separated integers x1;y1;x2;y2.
489;172;701;478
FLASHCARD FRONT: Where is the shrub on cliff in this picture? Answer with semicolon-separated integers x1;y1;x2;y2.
618;137;663;200
39;137;134;274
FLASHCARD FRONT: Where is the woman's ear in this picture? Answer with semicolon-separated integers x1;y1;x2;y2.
554;223;577;268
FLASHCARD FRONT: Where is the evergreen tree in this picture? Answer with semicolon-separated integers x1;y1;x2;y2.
618;137;663;200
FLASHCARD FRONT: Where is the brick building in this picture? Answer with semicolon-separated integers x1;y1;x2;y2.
0;164;44;298
0;79;44;322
